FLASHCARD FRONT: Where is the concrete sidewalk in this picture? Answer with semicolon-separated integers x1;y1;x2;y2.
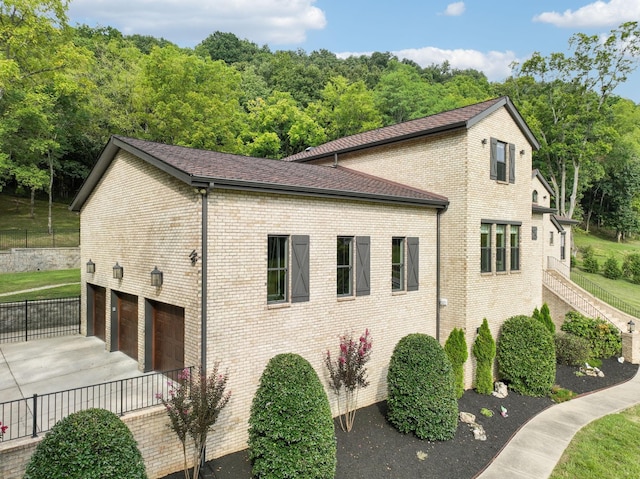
477;366;640;478
0;335;143;403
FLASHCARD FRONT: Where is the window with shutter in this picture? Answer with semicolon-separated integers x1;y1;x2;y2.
356;236;371;296
291;235;310;302
407;237;419;291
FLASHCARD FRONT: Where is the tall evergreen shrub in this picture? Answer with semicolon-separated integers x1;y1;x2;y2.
533;303;555;334
444;327;468;399
387;333;458;441
248;353;336;479
472;318;496;395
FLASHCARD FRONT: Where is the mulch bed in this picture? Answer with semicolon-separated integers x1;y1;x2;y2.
164;358;638;479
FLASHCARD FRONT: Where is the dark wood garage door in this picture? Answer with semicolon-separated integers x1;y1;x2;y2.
153;302;185;372
91;285;106;341
118;293;138;360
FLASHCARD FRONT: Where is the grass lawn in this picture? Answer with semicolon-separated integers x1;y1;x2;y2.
0;193;79;231
550;404;640;479
0;269;80;301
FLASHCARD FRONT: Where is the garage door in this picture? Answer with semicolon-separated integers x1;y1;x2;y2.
153;302;185;372
91;285;106;341
118;293;138;360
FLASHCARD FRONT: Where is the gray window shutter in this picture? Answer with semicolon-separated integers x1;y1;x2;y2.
490;137;498;180
356;236;370;296
509;143;516;183
291;235;310;302
407;237;419;291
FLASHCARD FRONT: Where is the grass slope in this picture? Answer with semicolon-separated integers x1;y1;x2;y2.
0;193;79;231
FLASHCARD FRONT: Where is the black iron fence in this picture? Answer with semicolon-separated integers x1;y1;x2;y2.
0;367;190;442
570;270;640;320
0;297;80;343
0;229;80;250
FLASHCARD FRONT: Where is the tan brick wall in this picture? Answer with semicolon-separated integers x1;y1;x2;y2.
307;107;543;387
205;190;439;457
80;151;203;370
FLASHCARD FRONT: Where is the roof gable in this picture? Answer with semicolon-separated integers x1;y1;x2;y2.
285;96;539;162
70;135;448;212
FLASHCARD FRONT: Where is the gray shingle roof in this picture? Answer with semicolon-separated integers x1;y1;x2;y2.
70;135;448;211
285;96;539;162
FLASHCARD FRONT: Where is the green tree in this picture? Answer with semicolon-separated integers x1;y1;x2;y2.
444;327;468;399
511;22;640;220
374;62;433;125
472;318;496;395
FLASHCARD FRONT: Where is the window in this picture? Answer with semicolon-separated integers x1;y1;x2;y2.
268;235;309;304
268;236;288;302
337;236;371;297
392;238;404;291
481;224;491;273
549;231;554;245
496;225;506;272
532;226;538;241
532;190;538;203
337;237;353;296
560;233;566;260
490;138;516;183
510;226;520;271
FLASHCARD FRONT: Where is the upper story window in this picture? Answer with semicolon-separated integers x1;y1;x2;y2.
481;222;521;274
268;235;309;304
490;138;516;184
532;190;538;203
392;237;404;291
337;236;371;297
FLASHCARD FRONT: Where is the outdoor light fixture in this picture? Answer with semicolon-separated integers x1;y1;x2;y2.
189;249;200;265
86;259;95;274
520;149;526;155
113;262;123;280
150;266;163;287
481;138;487;145
628;320;635;333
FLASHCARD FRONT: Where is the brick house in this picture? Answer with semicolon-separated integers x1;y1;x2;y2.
69;96;567;459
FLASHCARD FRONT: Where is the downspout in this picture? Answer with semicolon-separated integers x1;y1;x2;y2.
436;208;442;342
200;186;210;375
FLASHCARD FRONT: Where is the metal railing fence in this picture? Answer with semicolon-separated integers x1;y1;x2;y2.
0;367;190;442
0;297;80;343
0;229;80;250
570;270;640;320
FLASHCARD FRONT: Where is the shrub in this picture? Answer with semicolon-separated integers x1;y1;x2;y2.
581;246;599;274
24;408;146;479
249;353;336;479
622;252;640;284
603;255;622;280
444;328;468;399
497;315;556;397
157;365;230;479
387;333;458;441
534;303;555;334
561;311;622;358
472;318;496;395
325;329;372;432
555;332;592;366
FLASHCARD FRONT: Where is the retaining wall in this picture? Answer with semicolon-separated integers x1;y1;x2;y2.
0;248;80;273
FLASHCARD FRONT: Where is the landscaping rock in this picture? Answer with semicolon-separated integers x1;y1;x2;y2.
492;381;508;398
459;412;476;424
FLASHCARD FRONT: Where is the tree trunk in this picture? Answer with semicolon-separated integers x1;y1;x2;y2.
30;188;35;219
48;151;54;235
568;160;580;220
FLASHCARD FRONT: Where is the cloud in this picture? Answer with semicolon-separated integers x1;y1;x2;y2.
533;0;640;28
67;0;327;47
337;47;516;81
442;2;465;16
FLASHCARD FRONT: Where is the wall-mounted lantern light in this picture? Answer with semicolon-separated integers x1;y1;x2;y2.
86;259;95;274
150;266;163;287
481;138;487;145
628;320;635;333
113;262;123;280
520;149;526;156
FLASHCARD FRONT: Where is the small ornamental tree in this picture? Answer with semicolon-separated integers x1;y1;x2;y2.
24;409;146;479
472;318;496;395
533;303;555;335
325;328;373;432
157;365;231;479
249;353;336;479
444;328;468;399
387;333;458;441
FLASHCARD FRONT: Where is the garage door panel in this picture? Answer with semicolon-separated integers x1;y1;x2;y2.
118;293;138;361
153;302;184;372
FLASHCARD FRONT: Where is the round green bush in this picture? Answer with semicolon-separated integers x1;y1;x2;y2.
561;311;621;359
387;333;458;441
603;255;622;280
497;315;556;397
472;318;496;395
24;408;147;479
555;332;592;366
444;328;468;399
248;353;336;479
